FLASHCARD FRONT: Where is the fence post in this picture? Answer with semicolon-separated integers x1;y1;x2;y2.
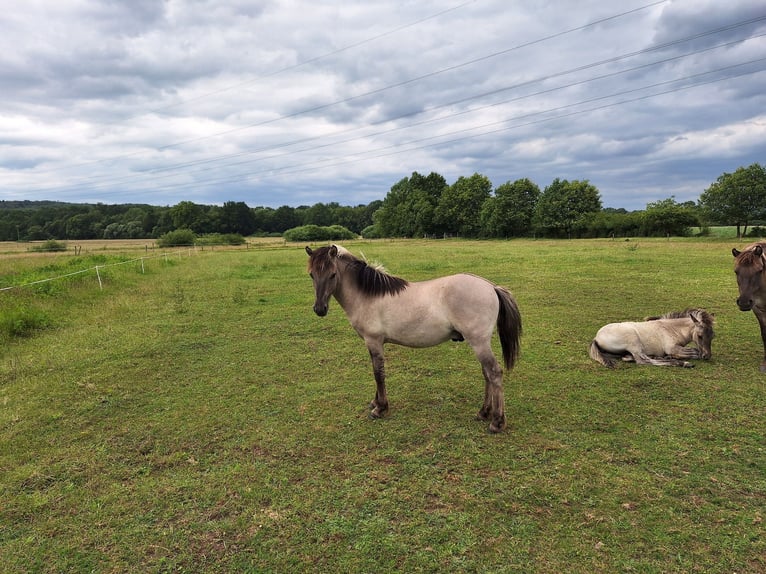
95;266;103;290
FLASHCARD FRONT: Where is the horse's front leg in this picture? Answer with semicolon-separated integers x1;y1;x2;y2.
633;352;692;368
754;307;766;373
668;345;701;360
366;341;389;418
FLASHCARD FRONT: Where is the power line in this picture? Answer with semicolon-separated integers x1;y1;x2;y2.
85;58;766;197
163;62;766;188
14;2;766;202
26;0;669;180
99;1;480;124
33;21;766;197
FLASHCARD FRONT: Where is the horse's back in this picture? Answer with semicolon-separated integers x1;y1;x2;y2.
595;319;682;356
594;322;641;354
417;273;499;311
403;273;502;338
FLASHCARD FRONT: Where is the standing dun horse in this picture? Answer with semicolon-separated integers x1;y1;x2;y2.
306;244;522;433
589;309;714;368
732;242;766;372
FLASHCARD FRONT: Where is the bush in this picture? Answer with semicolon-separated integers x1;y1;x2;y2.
196;233;246;246
361;225;383;239
30;240;67;252
157;229;196;247
0;305;51;340
283;225;357;242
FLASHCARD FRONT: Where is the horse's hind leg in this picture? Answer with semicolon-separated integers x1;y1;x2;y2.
473;345;505;433
366;342;389;418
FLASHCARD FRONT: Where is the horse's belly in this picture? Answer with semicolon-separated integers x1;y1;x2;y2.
384;317;454;348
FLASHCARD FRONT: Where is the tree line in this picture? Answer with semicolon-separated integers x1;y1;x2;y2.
0;200;381;242
1;163;764;242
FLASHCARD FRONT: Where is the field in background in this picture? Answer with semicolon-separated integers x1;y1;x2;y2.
1;238;764;572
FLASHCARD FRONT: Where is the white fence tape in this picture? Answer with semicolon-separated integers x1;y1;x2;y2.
0;249;193;293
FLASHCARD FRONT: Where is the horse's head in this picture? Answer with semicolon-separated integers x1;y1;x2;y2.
306;244;343;316
689;309;715;360
732;244;765;312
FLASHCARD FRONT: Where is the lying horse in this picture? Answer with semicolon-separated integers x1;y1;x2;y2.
306;244;522;433
732;242;766;372
589;309;714;368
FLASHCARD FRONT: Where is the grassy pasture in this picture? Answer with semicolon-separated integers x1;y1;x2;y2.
1;238;764;573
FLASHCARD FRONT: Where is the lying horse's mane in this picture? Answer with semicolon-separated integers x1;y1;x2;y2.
645;308;714;327
309;245;408;298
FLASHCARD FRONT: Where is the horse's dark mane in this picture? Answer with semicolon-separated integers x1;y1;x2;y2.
647;308;714;327
343;253;409;297
308;245;408;298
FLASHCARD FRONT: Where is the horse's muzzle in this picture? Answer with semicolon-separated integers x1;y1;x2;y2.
736;298;753;312
313;304;328;317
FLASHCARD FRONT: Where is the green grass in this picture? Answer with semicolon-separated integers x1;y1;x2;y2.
1;238;764;573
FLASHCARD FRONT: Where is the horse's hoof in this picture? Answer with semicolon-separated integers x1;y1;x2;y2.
476;409;490;422
682;362;694;368
369;405;388;419
488;416;506;433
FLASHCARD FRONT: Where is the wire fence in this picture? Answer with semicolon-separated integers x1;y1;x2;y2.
0;248;197;293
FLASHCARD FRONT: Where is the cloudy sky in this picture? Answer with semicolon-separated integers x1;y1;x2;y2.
2;0;765;210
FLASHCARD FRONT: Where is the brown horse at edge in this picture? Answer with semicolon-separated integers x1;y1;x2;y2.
732;241;766;372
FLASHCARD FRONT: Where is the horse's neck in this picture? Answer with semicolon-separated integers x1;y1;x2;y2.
660;319;693;341
333;264;361;313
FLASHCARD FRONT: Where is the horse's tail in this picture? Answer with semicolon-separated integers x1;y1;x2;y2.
589;339;616;368
494;286;522;370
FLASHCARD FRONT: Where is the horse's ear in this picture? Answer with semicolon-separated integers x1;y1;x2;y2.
305;246;313;256
329;245;338;258
755;245;764;257
690;313;700;324
732;248;740;257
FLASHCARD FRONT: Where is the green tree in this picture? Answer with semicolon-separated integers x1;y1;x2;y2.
252;207;276;234
435;173;492;238
170;201;209;233
586;208;643;238
699;163;766;238
271;205;301;233
641;197;699;237
65;212;103;239
374;172;447;237
480;178;540;237
219;201;256;236
303;202;335;227
534;178;602;238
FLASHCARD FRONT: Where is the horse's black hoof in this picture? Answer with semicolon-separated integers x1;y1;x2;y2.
369;404;388;419
488;415;506;433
